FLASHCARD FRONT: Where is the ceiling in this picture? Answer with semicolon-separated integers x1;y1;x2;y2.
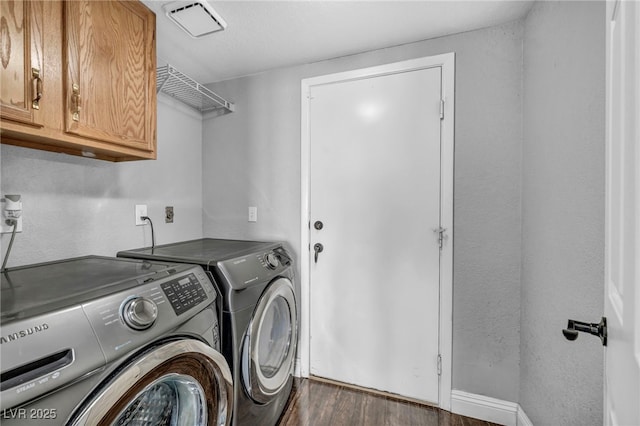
144;0;534;85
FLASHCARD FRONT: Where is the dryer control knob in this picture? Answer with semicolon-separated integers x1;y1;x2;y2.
264;253;279;269
122;297;157;330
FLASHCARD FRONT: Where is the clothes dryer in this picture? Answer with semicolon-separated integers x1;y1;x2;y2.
118;238;297;426
0;256;232;425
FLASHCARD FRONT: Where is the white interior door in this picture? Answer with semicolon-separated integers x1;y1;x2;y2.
308;66;443;404
604;1;640;424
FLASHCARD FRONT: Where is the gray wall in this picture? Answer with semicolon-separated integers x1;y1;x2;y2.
520;2;605;425
0;98;204;265
203;20;524;401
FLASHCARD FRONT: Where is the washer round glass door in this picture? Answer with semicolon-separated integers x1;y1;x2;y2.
69;339;233;426
242;277;297;403
113;373;205;425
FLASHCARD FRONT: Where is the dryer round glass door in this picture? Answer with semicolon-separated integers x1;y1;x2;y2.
242;277;297;403
68;339;233;426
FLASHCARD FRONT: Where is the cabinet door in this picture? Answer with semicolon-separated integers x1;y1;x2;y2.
64;1;156;151
0;0;44;126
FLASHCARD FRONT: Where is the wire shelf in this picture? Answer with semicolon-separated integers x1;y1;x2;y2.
156;64;234;114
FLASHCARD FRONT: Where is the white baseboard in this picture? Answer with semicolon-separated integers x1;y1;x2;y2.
293;357;304;377
451;390;518;426
517;405;534;426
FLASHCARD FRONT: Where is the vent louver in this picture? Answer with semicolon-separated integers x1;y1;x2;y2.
164;1;227;38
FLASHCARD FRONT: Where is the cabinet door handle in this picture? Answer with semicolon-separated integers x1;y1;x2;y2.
32;68;42;110
71;83;81;121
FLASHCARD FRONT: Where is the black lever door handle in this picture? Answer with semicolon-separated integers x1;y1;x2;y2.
562;317;607;346
314;243;324;263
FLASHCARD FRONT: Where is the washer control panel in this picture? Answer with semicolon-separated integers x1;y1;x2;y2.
82;264;216;363
161;273;208;316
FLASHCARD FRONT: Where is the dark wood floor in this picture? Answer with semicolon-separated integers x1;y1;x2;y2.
277;378;500;426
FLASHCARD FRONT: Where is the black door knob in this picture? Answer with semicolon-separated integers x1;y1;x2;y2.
562;317;607;346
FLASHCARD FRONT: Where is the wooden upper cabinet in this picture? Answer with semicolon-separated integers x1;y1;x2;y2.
0;1;157;161
0;0;44;127
64;1;156;152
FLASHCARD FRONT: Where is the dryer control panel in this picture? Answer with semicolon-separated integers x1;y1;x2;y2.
217;245;293;291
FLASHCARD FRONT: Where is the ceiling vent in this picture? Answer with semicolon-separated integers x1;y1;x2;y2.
163;1;227;38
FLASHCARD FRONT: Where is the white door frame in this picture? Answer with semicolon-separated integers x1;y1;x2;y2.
603;0;640;423
299;52;455;410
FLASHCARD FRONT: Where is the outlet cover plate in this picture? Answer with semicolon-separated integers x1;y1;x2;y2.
1;198;23;234
135;205;147;226
0;217;22;234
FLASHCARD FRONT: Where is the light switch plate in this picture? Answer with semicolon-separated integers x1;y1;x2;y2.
248;206;257;222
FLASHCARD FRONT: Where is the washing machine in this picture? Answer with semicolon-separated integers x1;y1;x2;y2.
0;255;233;425
118;238;297;426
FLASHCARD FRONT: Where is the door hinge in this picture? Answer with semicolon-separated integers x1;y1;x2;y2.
434;227;447;250
437;354;442;376
439;99;445;120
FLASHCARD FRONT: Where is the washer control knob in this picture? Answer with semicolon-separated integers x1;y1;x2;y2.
264;252;279;269
122;297;157;330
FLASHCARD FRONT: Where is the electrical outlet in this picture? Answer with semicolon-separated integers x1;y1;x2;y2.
1;195;23;234
165;206;174;223
135;205;147;226
248;206;257;222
